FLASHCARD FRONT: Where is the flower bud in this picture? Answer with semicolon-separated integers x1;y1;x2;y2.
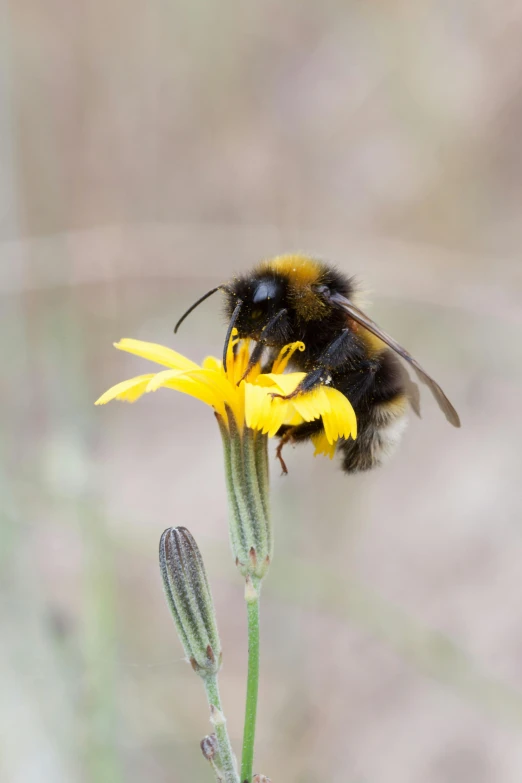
218;414;273;580
253;776;272;783
200;733;219;761
159;527;222;677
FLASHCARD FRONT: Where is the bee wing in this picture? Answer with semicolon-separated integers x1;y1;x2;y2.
327;291;461;427
396;362;422;419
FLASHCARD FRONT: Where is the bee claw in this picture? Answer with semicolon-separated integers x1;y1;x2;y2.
270;391;299;401
237;368;252;385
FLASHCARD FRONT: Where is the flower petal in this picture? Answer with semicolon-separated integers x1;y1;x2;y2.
146;370;222;412
257;372;306;394
245;384;294;436
244;383;271;431
96;335;358;449
202;356;222;372
281;409;305;427
114;339;200;370
184;369;243;427
311;431;337;459
224;329;240;382
265;399;292;437
94;374;155;405
321;388;357;443
232;340;251;385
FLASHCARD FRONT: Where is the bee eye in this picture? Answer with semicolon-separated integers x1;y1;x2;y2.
253;281;278;304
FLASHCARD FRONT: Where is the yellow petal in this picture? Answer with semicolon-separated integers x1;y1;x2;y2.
245;363;262;383
145;369;222;412
245;384;292;436
97;335;358;447
290;388;328;423
232;339;251;385
265;399;292;437
330;388;357;439
94;374;155;405
311;430;337;459
147;369;190;393
114;339;199;371
202;355;222;372
281;409;306;427
321;388;357;443
258;372;306;394
244;383;271;431
185;369;244;427
224;329;240;381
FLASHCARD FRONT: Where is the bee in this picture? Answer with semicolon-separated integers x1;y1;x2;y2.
175;254;460;474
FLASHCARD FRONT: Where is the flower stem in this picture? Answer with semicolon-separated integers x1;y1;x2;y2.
241;579;261;783
204;675;239;783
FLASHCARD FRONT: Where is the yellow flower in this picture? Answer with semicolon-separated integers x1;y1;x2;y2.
95;335;357;451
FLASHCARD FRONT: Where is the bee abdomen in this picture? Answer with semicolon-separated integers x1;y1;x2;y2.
340;393;408;473
338;346;409;473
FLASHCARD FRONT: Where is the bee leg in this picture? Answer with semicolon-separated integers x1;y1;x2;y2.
275;427;297;475
237;307;288;383
238;339;266;383
270;367;326;401
271;329;352;400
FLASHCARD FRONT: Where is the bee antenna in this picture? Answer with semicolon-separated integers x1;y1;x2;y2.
174;286;224;334
223;300;243;372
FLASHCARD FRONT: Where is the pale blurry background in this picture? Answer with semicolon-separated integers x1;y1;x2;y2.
1;2;522;782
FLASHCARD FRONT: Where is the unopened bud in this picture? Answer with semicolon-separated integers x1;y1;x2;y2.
201;733;225;781
253;775;272;783
159;527;222;677
200;733;219;761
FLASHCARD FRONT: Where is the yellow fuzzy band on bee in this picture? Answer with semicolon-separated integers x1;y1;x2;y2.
259;254;327;319
359;329;387;358
259;253;323;286
382;393;408;414
371;392;408;427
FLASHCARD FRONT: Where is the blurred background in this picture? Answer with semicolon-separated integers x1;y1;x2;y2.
2;2;522;782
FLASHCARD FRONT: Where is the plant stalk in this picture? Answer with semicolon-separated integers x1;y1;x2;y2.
241;579;261;783
204;675;239;783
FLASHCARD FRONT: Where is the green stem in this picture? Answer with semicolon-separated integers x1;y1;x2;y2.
204;675;239;783
241;580;261;783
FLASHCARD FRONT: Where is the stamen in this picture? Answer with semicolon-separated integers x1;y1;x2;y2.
271;341;305;374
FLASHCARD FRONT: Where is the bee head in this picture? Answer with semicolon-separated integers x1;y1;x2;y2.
173;272;291;357
223;273;291;343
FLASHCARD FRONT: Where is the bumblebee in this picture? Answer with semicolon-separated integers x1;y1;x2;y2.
175;254;460;473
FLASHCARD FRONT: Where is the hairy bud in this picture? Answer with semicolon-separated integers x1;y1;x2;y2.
200;733;219;761
218;415;273;580
159;527;222;677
